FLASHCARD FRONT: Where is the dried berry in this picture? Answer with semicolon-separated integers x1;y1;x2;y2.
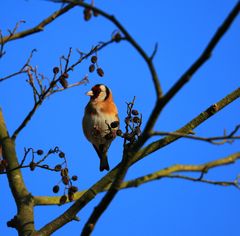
113;32;121;42
29;161;36;171
53;185;60;193
54;164;62;171
59;152;65;158
62;72;69;79
36;149;44;155
132;110;139;116
62;176;69;185
53;67;59;74
89;64;95;73
72;175;78;181
61;168;69;177
110;121;119;129
68;191;74;202
59;195;67;205
59;78;68;88
93;10;99;17
84;8;92;21
70;186;78;193
97;68;104;77
133;116;141;124
116;129;123;136
91;56;97;63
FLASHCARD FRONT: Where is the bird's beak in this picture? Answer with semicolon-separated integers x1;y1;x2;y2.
86;90;94;96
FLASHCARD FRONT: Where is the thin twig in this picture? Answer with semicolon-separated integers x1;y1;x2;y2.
140;1;240;144
0;49;36;83
51;0;162;98
151;125;240;145
1;4;76;44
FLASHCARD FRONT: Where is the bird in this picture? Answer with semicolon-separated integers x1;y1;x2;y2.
82;84;119;171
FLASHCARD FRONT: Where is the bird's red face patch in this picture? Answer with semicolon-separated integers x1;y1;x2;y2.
91;85;102;99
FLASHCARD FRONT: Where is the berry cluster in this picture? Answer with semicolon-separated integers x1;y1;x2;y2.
22;147;78;205
88;55;104;77
116;98;142;148
83;7;99;21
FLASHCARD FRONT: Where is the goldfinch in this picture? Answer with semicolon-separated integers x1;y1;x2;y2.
82;84;119;171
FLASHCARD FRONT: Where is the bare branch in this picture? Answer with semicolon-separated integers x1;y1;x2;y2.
165;174;240;189
140;1;240;144
151;125;240;145
0;4;76;44
51;0;162;98
0;49;36;83
133;88;240;164
11;38;117;140
150;42;158;61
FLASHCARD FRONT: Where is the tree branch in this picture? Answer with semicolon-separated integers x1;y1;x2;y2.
35;87;239;234
51;0;162;98
1;3;76;44
11;38;118;140
151;125;240;145
140;1;240;143
121;152;240;188
0;109;35;234
133;87;240;163
34;152;240;206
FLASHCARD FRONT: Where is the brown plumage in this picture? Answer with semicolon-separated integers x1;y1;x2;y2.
82;84;119;171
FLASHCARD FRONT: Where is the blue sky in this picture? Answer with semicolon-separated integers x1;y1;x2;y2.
0;0;240;235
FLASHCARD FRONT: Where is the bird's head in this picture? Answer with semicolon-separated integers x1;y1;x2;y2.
86;84;111;102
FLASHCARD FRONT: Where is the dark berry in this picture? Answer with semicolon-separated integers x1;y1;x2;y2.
97;68;104;77
53;185;60;193
53;67;59;74
62;176;69;185
36;149;44;155
61;168;68;177
116;129;123;136
89;64;95;73
110;121;119;128
133;117;141;124
91;56;97;63
59;152;65;158
54;164;62;171
84;8;92;21
72;175;78;181
29;161;36;171
132;110;139;116
59;78;68;88
113;32;121;42
59;195;67;205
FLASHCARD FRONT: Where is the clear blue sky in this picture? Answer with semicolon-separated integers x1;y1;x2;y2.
1;1;240;235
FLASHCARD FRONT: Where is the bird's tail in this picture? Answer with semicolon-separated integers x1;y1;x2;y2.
93;144;110;171
100;155;110;172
